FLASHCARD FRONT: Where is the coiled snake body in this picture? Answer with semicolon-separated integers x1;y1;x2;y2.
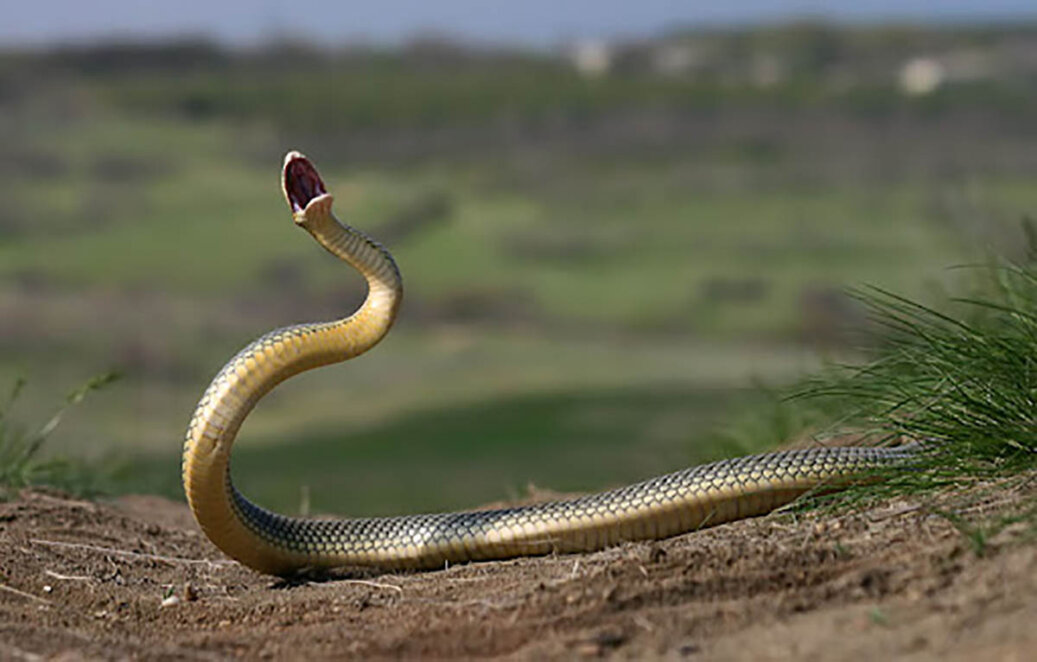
182;152;916;576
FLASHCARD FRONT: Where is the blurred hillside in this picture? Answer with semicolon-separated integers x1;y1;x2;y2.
1;22;1036;514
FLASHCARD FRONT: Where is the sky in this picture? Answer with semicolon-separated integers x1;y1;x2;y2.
3;1;1036;48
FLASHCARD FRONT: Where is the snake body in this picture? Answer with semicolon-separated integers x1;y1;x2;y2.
182;152;915;576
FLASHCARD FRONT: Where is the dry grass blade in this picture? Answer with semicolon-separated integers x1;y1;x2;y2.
30;539;232;567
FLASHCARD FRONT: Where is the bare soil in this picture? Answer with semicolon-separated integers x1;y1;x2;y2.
0;483;1035;661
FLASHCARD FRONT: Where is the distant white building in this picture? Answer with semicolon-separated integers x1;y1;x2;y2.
570;39;611;77
899;57;945;95
653;42;695;75
899;49;996;96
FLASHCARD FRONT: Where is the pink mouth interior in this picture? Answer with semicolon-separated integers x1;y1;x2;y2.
284;156;328;212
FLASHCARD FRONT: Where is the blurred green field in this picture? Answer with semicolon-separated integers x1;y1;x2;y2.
2;32;1036;515
5;113;1007;330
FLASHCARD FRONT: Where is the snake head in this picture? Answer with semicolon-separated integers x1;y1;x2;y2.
282;151;333;223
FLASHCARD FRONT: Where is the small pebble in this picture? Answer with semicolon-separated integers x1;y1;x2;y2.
161;594;181;608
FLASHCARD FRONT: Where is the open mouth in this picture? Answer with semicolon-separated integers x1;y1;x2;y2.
283;153;328;213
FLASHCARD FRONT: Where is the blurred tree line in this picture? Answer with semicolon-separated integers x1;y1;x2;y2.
3;22;1034;142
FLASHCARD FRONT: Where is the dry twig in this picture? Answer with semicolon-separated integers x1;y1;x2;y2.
29;539;232;567
0;583;51;605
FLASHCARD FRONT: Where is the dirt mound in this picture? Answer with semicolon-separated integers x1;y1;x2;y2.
0;486;1034;660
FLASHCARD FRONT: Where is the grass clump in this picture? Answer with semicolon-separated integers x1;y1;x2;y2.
0;373;118;499
785;249;1037;525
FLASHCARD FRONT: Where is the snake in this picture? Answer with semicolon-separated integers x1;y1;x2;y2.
182;151;918;576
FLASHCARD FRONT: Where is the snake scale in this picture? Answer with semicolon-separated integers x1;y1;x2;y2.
182;151;917;576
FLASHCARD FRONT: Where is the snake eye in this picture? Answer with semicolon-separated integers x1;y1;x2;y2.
283;153;328;213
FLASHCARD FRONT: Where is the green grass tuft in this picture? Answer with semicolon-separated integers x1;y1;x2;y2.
779;246;1037;539
0;373;119;499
